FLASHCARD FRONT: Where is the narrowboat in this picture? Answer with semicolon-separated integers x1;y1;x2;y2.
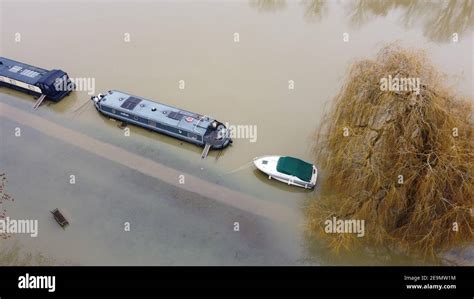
253;156;318;189
91;90;232;153
0;57;74;109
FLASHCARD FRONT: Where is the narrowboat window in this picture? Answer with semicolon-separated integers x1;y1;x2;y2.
151;107;157;111
21;69;40;78
9;66;22;73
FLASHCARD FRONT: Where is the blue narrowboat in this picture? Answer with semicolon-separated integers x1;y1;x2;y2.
91;90;232;153
0;57;73;108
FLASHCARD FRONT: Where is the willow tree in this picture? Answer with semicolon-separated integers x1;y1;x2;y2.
308;45;473;259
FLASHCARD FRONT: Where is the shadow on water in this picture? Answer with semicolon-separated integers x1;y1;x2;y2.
250;0;474;43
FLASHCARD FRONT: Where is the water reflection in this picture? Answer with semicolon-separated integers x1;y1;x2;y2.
346;0;402;27
301;0;328;21
249;0;286;12
249;0;474;43
347;0;474;42
422;0;473;42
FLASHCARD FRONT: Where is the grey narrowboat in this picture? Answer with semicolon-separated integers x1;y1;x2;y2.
91;90;232;152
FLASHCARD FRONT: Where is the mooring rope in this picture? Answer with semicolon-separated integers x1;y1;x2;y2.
71;99;91;116
225;161;253;175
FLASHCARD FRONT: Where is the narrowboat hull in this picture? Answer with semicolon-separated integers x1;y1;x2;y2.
0;81;42;97
0;81;72;102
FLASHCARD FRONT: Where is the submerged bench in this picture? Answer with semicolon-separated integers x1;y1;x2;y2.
50;208;69;229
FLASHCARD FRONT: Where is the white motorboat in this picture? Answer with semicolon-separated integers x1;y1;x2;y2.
253;156;317;189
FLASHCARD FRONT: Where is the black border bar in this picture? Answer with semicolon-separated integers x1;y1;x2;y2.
0;266;472;298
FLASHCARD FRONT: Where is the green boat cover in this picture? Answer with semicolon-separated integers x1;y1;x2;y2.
276;156;313;182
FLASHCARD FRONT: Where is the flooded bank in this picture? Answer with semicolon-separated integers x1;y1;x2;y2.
0;115;303;265
0;0;472;265
0;102;299;224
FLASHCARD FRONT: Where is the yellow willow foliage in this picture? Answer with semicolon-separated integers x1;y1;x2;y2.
307;45;473;259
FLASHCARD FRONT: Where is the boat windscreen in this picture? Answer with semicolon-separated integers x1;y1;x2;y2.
276;157;313;182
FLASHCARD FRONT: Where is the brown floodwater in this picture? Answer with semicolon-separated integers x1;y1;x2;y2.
0;0;472;265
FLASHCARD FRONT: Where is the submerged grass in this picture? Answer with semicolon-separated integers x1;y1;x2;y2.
0;241;54;266
307;45;473;260
0;172;65;266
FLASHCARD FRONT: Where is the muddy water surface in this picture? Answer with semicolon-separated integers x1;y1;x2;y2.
0;0;472;265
